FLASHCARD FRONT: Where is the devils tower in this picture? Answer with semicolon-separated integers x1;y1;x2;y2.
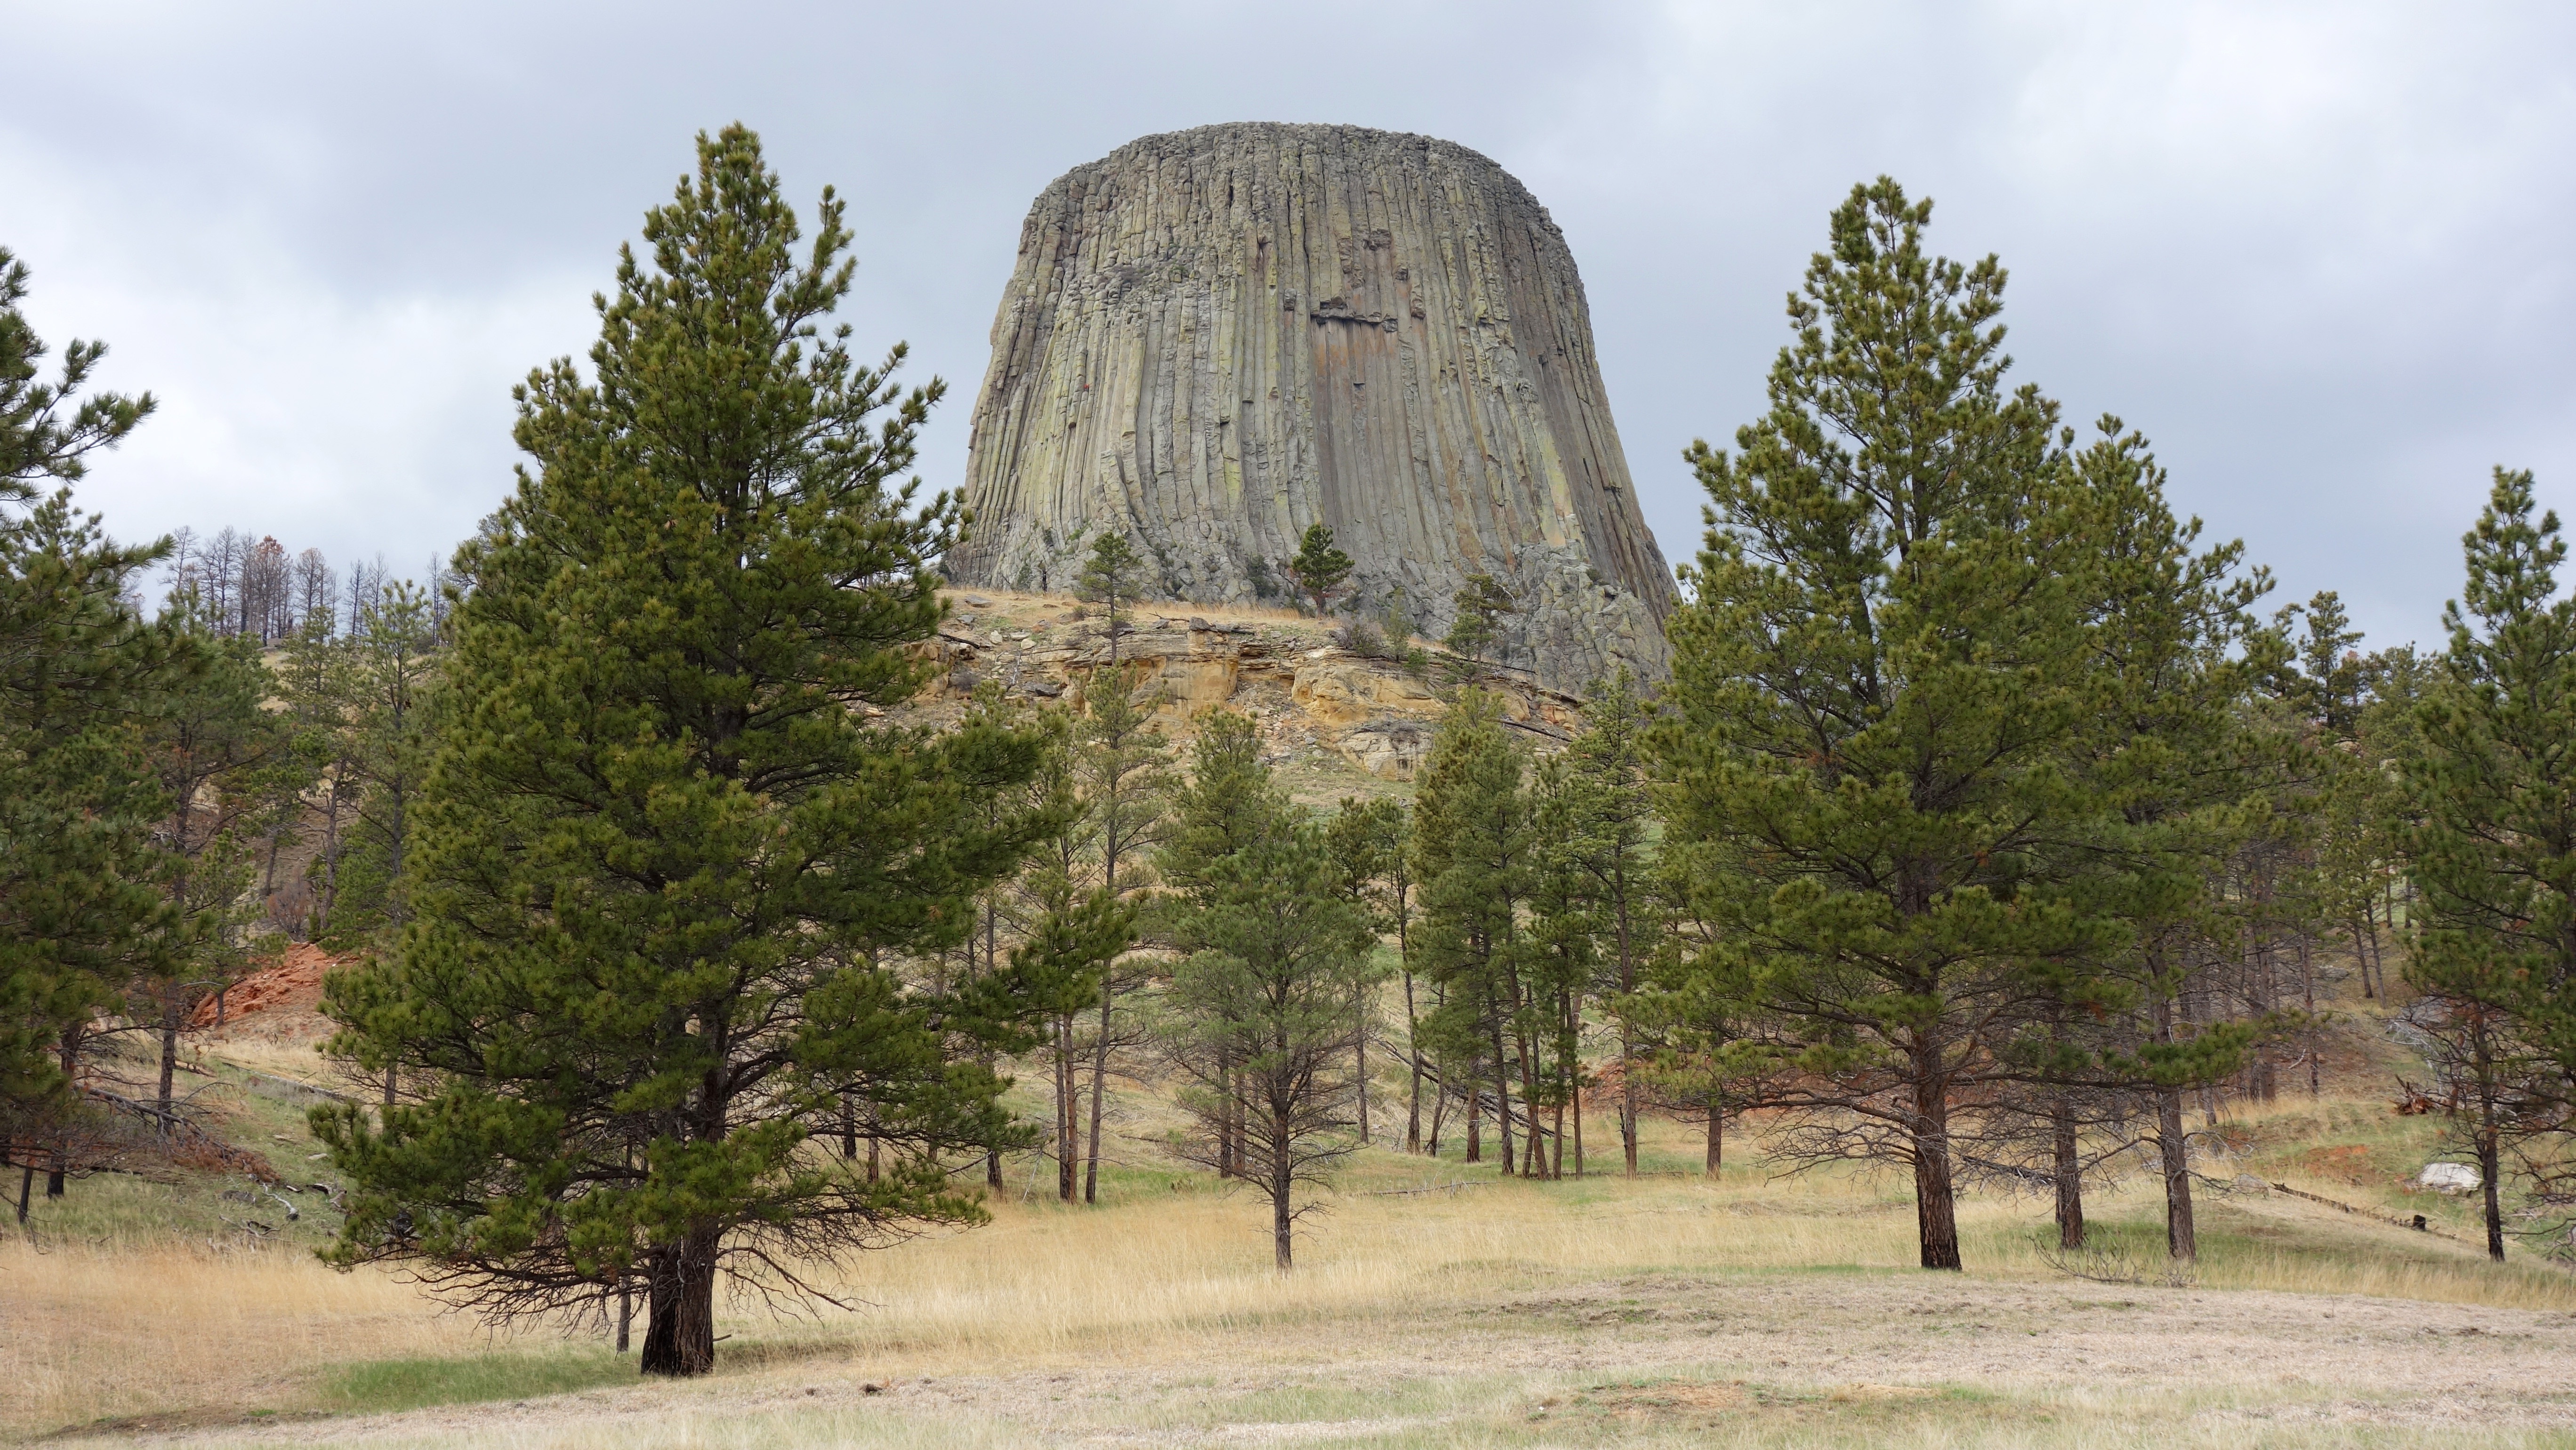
945;122;1674;690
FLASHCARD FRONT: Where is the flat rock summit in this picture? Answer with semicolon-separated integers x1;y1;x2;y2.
944;122;1674;692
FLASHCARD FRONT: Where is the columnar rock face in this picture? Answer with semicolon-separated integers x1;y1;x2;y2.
945;122;1674;691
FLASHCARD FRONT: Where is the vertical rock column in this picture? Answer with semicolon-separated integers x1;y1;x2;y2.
946;122;1674;691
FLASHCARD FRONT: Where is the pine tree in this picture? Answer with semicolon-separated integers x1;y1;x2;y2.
1158;711;1279;894
1070;661;1167;1204
1326;797;1411;1147
1523;755;1599;1176
1654;180;2141;1270
1156;710;1278;1178
2008;421;2267;1262
1444;574;1515;669
1074;532;1151;665
1564;669;1659;1173
1289;524;1354;617
1629;931;1777;1178
2404;467;2576;1262
1;248;154;497
138;614;292;1120
0;495;185;1204
323;581;442;953
275;616;360;940
1159;733;1373;1267
0;252;179;1209
1410;691;1535;1172
312;128;1058;1375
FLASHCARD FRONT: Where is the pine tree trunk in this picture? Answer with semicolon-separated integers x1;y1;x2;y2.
157;998;181;1129
1403;971;1424;1153
16;1161;32;1224
1706;1098;1723;1177
1558;991;1576;1178
316;787;344;937
2153;983;2198;1261
1084;983;1110;1205
1218;1052;1238;1178
1556;1076;1576;1179
615;1273;632;1353
1463;1072;1480;1164
1491;1022;1515;1174
2249;929;2278;1103
2052;1094;2085;1249
1056;1017;1078;1202
2299;935;2320;1096
1911;1061;1962;1271
1232;1072;1249;1178
2356;899;2379;999
2477;1017;2506;1262
1272;1131;1294;1271
1504;1030;1525;1179
2158;1084;2197;1261
1355;1009;1369;1147
48;1025;77;1197
983;1032;1006;1189
2479;1128;2505;1263
1617;882;1638;1176
1428;1073;1447;1158
637;1230;720;1376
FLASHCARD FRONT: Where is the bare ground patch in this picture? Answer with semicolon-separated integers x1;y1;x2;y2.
63;1271;2576;1448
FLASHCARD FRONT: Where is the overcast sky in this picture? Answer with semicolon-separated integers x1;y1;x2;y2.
5;2;2569;651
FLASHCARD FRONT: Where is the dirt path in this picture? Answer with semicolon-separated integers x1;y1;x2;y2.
84;1272;2576;1447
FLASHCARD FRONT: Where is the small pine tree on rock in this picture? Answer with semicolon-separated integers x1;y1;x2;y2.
1075;532;1151;664
1289;524;1353;617
1444;573;1516;667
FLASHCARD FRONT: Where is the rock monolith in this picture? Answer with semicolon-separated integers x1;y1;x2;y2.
945;122;1674;691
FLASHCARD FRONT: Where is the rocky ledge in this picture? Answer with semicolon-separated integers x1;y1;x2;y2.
908;589;1580;792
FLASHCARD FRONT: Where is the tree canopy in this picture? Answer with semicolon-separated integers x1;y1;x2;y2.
312;127;1058;1375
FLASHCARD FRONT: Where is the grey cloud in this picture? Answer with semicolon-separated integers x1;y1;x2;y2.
3;0;2568;650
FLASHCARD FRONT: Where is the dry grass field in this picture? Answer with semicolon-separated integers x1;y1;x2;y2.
13;1083;2576;1449
8;963;2568;1446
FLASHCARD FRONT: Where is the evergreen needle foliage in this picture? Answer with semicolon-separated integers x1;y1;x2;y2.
1074;531;1151;664
0;250;183;1204
2405;467;2576;1261
1654;179;2227;1270
1289;524;1354;617
1158;712;1375;1268
1443;573;1515;668
312;127;1057;1377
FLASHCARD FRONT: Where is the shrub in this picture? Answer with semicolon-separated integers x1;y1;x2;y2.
1333;619;1393;659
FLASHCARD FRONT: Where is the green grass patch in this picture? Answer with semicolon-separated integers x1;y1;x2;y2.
314;1348;634;1415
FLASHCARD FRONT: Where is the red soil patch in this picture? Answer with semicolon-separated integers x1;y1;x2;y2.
188;942;346;1028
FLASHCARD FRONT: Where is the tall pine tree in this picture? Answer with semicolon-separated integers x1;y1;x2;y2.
314;128;1056;1375
2405;467;2576;1262
1655;180;2139;1269
0;249;181;1210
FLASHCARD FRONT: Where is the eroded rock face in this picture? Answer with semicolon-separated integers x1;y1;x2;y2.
946;122;1674;693
913;590;1581;785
